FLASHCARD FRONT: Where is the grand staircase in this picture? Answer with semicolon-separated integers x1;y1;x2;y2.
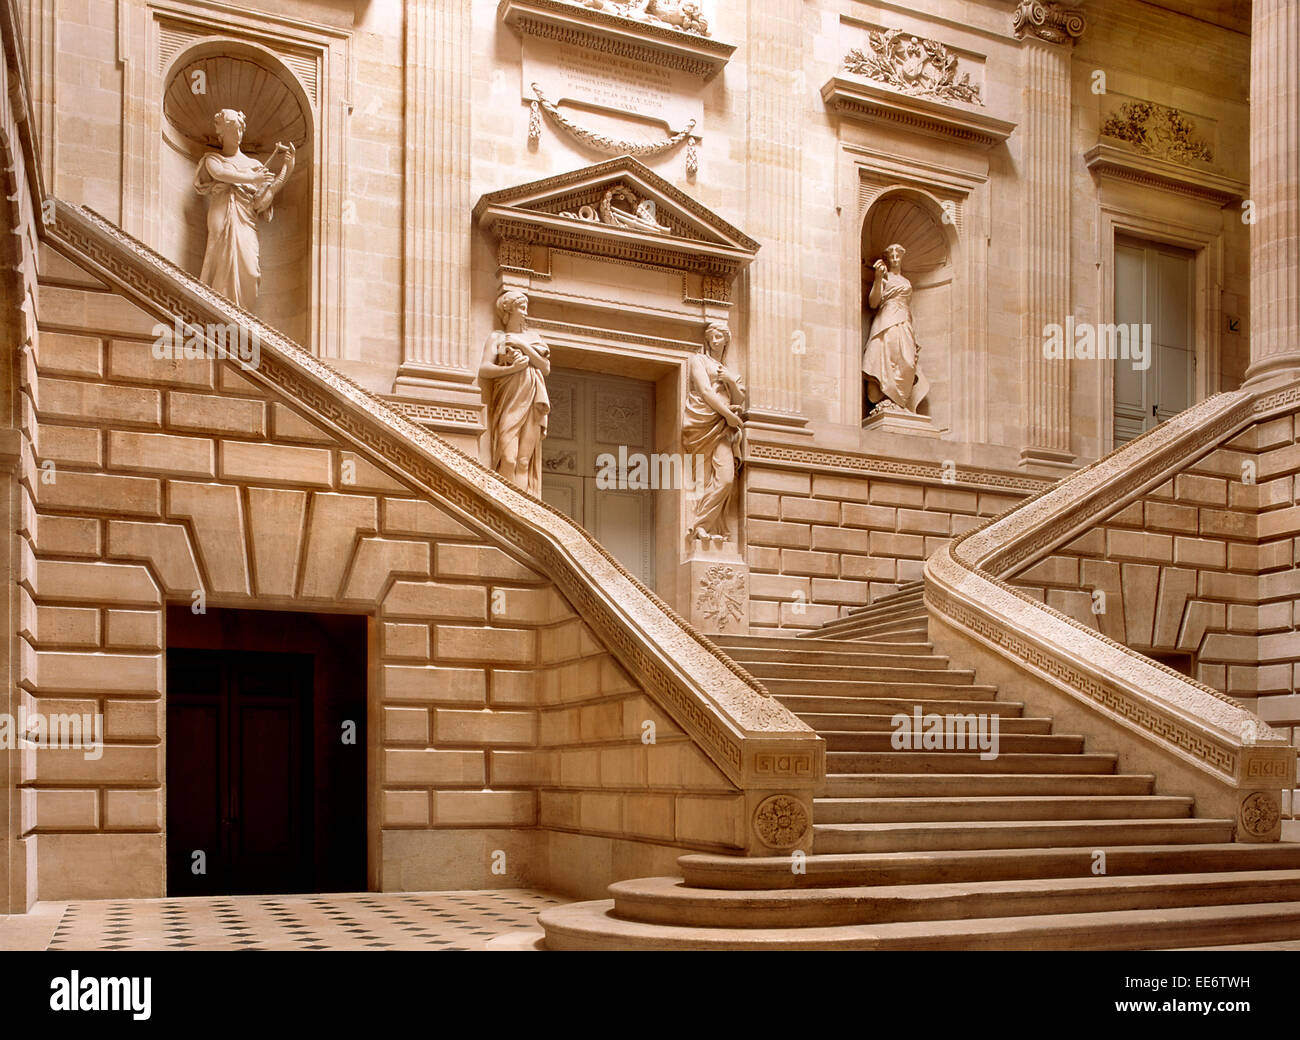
537;584;1300;949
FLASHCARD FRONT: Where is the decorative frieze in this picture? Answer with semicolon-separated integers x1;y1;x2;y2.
843;29;982;105
530;83;696;157
1101;100;1214;165
500;0;735;79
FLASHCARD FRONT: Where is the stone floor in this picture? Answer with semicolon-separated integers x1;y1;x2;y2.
0;889;568;951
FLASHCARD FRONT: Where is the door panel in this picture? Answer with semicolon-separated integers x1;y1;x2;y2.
167;648;313;896
1113;238;1195;445
542;368;656;588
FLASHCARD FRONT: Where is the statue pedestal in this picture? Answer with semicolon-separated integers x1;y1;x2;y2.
862;407;941;438
682;539;749;636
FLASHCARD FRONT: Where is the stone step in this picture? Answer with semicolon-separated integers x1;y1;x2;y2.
820;730;1085;754
798;713;1053;734
826;597;925;627
768;680;993;701
760;668;979;689
539;898;1300;950
717;655;951;676
818;617;929;638
812;817;1232;855
775;695;1017;717
821;772;1153;798
813;794;1194;824
606;870;1300;929
824;750;1115;774
728;632;936;652
678;842;1300;890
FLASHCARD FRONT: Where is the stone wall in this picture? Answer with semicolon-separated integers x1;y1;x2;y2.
1007;412;1300;706
744;463;1030;630
19;240;745;901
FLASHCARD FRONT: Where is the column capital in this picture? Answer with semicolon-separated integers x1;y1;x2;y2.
1013;1;1086;45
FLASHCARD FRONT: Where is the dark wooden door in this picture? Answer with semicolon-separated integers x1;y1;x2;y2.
167;649;314;896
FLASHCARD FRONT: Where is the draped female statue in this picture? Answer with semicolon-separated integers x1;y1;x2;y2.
683;321;746;539
863;242;929;414
194;108;296;308
477;289;552;497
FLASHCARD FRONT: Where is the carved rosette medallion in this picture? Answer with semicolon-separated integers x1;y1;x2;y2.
1239;791;1282;840
1012;1;1086;44
752;794;810;850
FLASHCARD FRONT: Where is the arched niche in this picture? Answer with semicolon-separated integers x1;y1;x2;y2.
158;39;313;346
860;188;958;426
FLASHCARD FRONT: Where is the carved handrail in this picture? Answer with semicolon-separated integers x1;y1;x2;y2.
925;384;1299;824
45;201;822;803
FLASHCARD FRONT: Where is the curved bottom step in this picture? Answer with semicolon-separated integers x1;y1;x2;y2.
539;898;1300;951
607;871;1300;928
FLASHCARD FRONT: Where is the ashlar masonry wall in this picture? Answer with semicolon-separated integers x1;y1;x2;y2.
1007;412;1300;710
18;240;745;904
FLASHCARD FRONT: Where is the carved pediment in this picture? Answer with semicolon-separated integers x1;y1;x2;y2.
473;155;759;278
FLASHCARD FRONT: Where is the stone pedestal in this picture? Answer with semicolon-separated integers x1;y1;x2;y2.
683;542;749;636
862;407;942;439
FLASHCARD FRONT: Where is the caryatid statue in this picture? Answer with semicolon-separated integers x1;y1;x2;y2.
477;289;552;497
863;242;929;414
194;108;296;308
682;321;747;540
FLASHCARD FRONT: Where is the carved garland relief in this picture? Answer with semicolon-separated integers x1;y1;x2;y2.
844;29;982;105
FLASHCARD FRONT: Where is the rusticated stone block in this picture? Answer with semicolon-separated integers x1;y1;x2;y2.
220;440;332;487
383;663;486;704
384;748;484;786
37;377;160;426
168;392;266;438
37;471;161;517
108;430;214;478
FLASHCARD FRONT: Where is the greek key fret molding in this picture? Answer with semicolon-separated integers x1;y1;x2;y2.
745;441;1051;495
48;201;818;799
1012;1;1086;44
923;383;1298;809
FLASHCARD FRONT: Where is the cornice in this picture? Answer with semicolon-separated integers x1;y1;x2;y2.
1084;142;1247;209
821;74;1016;149
499;0;735;79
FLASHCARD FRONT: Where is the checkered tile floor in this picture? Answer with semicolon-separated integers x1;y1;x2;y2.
10;890;565;951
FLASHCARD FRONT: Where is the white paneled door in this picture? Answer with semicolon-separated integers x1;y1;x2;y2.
1113;237;1196;446
540;368;657;589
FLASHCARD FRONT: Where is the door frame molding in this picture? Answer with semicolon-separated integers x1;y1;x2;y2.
1096;202;1223;456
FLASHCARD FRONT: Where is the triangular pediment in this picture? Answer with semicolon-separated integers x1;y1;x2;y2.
473;156;758;277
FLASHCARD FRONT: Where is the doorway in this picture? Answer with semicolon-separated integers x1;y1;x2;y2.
1113;236;1196;445
165;608;367;896
541;368;656;588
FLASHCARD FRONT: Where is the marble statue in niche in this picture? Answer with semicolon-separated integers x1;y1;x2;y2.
194;108;296;309
863;243;929;415
478;289;552;497
683;321;746;539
